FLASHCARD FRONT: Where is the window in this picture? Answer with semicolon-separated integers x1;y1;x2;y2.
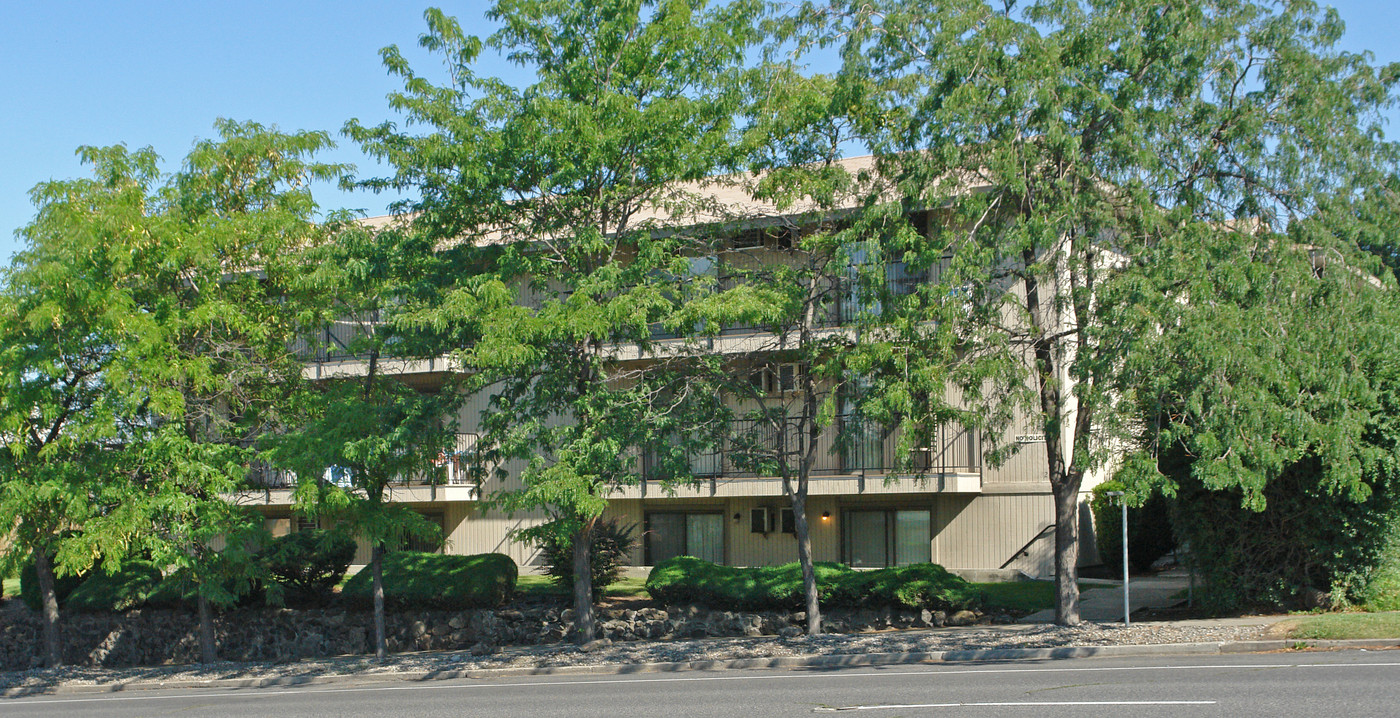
841;509;931;567
406;513;446;553
324;465;353;488
731;226;796;251
779;507;795;534
747;364;799;394
646;512;724;564
750;508;770;534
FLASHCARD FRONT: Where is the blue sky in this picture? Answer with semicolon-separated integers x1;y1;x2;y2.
2;1;1397;264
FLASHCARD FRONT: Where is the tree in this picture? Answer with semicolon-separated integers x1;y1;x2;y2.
266;217;455;662
1115;204;1400;609
0;147;157;666
121;120;343;663
824;0;1400;624
1;121;343;664
347;1;759;643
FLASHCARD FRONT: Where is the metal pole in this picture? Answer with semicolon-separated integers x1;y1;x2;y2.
1105;491;1129;627
1121;498;1129;627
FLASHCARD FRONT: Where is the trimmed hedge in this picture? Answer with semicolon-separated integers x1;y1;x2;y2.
340;551;517;610
64;560;164;613
645;557;981;612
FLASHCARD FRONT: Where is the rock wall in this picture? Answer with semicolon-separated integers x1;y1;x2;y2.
0;603;984;671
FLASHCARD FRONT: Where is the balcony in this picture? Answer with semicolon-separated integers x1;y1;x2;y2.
241;433;481;501
641;416;980;481
647;261;939;341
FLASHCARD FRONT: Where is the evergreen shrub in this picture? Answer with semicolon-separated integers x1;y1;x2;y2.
64;560;164;613
539;518;638;600
340;551;517;609
264;529;357;607
645;557;981;612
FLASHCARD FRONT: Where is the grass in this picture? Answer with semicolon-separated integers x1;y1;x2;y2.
974;581;1096;613
515;574;649;599
1277;612;1400;640
1;578;18;600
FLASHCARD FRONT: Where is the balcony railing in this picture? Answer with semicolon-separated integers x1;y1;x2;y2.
243;433;481;490
647;261;944;340
291;311;401;363
643;416;979;480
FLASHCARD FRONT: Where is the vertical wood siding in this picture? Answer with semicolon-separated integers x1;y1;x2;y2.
932;493;1056;577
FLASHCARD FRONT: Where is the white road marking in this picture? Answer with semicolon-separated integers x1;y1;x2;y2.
815;700;1217;711
5;659;1398;706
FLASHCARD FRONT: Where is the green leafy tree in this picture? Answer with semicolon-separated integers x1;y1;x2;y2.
2;121;342;664
1117;212;1400;609
0;146;168;667
347;1;759;642
119;120;343;663
266;217;456;661
822;0;1399;624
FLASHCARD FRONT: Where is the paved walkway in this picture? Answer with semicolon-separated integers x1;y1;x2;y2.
1018;568;1193;623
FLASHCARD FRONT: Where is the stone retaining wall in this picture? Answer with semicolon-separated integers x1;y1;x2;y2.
0;603;984;670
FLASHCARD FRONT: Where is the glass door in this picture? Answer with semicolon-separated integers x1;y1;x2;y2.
686;514;724;564
646;512;724;565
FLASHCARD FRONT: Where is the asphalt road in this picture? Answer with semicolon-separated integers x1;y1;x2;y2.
3;651;1399;718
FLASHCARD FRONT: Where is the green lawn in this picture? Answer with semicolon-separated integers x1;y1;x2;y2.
1;578;18;600
974;581;1095;613
1278;612;1400;640
515;574;649;599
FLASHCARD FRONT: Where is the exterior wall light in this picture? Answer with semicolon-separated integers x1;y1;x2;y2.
820;511;831;521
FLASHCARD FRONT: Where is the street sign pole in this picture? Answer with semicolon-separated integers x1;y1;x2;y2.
1105;491;1129;626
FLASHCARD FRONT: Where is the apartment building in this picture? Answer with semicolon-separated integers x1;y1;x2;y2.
238;156;1108;578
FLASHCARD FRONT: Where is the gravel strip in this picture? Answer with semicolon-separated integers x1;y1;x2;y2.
0;621;1268;693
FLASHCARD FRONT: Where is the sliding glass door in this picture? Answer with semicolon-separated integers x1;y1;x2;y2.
842;509;931;567
646;512;724;565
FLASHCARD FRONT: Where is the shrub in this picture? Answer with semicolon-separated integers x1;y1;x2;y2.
826;563;982;611
142;571;265;610
645;557;981;613
64;560;164;613
340;551;517;610
1168;450;1400;612
1091;480;1176;577
539;519;638;600
263;529;358;607
19;558;89;612
1363;522;1400;612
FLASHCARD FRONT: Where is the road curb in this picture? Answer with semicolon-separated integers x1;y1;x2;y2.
6;638;1397;698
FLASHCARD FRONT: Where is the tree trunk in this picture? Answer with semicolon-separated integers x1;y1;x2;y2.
197;591;218;664
372;542;387;661
572;522;596;644
1052;481;1082;626
1022;246;1083;626
32;547;63;668
791;493;821;635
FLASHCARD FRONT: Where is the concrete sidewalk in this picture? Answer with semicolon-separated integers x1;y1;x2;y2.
1018;568;1193;623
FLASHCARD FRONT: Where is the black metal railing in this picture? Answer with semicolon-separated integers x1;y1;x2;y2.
643;416;979;480
291;310;405;363
243;433;481;489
